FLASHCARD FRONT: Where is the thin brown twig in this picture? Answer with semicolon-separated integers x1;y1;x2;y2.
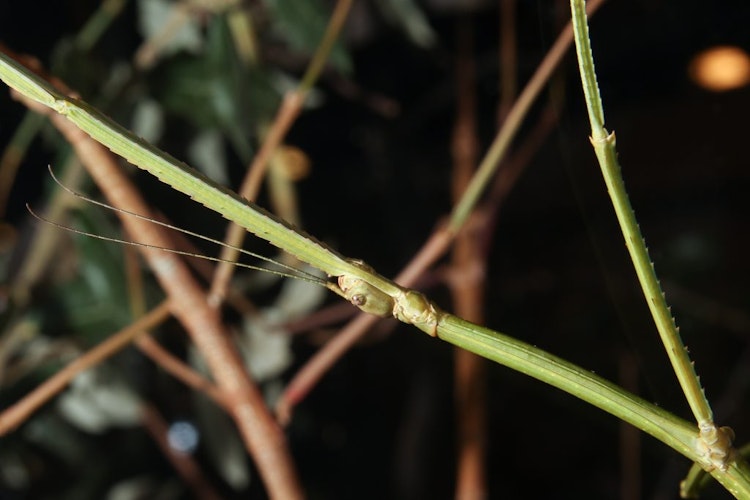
207;89;303;306
146;210;261;317
209;0;354;305
276;312;379;425
498;0;517;123
0;301;172;435
134;1;193;70
9;156;87;306
140;402;224;500
135;335;229;409
76;127;301;499
8;61;304;498
276;228;454;422
618;351;641;500
124;236;231;417
134;1;242;70
448;0;605;231
277;102;562;423
451;16;487;500
275;1;606;421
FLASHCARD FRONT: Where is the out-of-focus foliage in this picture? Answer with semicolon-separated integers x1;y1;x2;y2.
265;0;353;74
149;17;280;158
0;1;442;498
2;0;750;498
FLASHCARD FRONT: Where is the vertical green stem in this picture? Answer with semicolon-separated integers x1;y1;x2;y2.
299;0;353;92
74;0;129;51
568;0;713;426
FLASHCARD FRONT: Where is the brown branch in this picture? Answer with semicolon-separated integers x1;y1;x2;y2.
275;0;607;421
276;228;454;423
135;335;229;409
209;0;355;305
0;301;172;435
280;302;356;336
8;62;304;498
450;17;487;500
140;402;224;500
208;92;306;305
276;100;562;424
498;0;518;123
276;312;379;425
122;222;230;411
146;210;261;317
618;351;641;500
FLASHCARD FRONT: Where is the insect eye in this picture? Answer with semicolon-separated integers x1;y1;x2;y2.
351;294;367;306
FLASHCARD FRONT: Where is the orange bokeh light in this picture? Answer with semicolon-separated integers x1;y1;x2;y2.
689;46;750;92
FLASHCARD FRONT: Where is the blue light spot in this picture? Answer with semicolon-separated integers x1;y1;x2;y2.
167;420;199;454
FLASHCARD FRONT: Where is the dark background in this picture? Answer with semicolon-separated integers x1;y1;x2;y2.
1;0;750;498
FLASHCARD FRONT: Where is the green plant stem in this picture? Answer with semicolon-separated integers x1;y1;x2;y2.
74;0;129;52
439;314;695;453
436;314;750;497
0;50;401;295
0;51;706;446
568;0;745;483
4;46;750;495
299;0;353;92
567;0;712;426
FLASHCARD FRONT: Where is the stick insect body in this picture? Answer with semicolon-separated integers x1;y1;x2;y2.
7;50;744;487
0;49;441;335
38;167;442;336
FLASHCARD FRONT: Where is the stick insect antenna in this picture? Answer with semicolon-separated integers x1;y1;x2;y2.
31;166;343;295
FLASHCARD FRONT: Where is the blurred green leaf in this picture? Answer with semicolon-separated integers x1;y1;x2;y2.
266;0;353;74
57;367;142;433
137;0;203;56
150;15;280;162
376;0;437;48
24;412;89;465
50;39;109;98
187;129;229;185
192;389;251;489
50;209;141;339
